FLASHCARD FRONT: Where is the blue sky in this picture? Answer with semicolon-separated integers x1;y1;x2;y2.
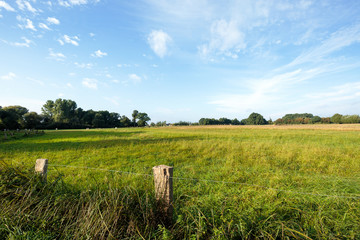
0;0;360;122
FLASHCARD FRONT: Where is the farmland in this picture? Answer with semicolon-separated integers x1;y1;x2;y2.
1;125;360;239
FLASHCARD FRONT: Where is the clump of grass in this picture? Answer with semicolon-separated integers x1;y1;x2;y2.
0;164;159;239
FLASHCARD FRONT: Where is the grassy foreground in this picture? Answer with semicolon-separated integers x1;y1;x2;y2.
1;125;360;239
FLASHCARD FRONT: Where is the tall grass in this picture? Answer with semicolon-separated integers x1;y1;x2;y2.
1;125;360;239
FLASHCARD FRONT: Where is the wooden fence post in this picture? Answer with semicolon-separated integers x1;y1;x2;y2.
153;165;173;224
35;159;48;182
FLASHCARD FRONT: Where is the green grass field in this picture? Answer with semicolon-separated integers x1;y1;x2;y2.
1;125;360;239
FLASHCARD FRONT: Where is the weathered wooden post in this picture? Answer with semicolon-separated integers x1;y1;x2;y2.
35;159;48;182
153;165;173;224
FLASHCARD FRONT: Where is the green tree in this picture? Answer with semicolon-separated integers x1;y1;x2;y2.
331;113;343;124
23;112;42;129
1;106;29;129
246;112;267;125
137;112;151;127
310;116;321;124
132;110;139;127
119;115;131;127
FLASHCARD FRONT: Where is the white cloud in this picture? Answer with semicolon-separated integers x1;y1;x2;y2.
25;18;36;31
39;23;51;30
288;23;360;67
209;64;347;115
199;19;245;58
1;72;16;80
91;49;107;58
74;62;93;69
0;1;16;11
128;74;142;84
48;48;66;61
89;32;95;37
147;30;172;58
47;17;60;25
17;16;37;31
13;37;32;47
82;78;98;89
0;14;3;18
66;83;73;88
2;37;32;47
58;0;99;7
59;35;79;46
16;0;37;13
117;63;131;68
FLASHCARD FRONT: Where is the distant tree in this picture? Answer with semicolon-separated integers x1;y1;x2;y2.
174;121;191;126
23;112;42;129
310;116;322;124
219;117;232;125
341;115;360;124
156;121;167;127
246;112;267;125
132;110;139;127
321;117;331;124
41;100;55;120
240;118;247;125
82;110;96;127
120;115;132;127
1;106;29;129
137;112;151;127
231;118;240;125
274;118;283;125
331;113;343;124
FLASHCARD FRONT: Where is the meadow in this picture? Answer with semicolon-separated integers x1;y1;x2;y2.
1;125;360;239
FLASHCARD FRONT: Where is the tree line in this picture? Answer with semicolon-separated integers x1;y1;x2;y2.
0;98;151;130
197;112;360;126
1;98;360;130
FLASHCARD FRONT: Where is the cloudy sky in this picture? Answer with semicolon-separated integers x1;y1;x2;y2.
0;0;360;122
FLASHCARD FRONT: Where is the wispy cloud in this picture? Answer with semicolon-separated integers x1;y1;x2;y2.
2;37;32;47
39;23;51;30
74;62;93;69
288;23;360;67
147;30;172;58
209;21;360;116
16;0;37;13
58;0;99;7
58;35;79;46
128;74;142;84
199;19;245;59
48;48;66;61
117;63;131;68
82;78;98;89
47;17;60;25
91;49;107;58
17;16;36;31
0;1;16;12
0;72;16;80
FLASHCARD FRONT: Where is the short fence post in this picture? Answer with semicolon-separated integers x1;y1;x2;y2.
35;159;48;182
153;165;173;224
